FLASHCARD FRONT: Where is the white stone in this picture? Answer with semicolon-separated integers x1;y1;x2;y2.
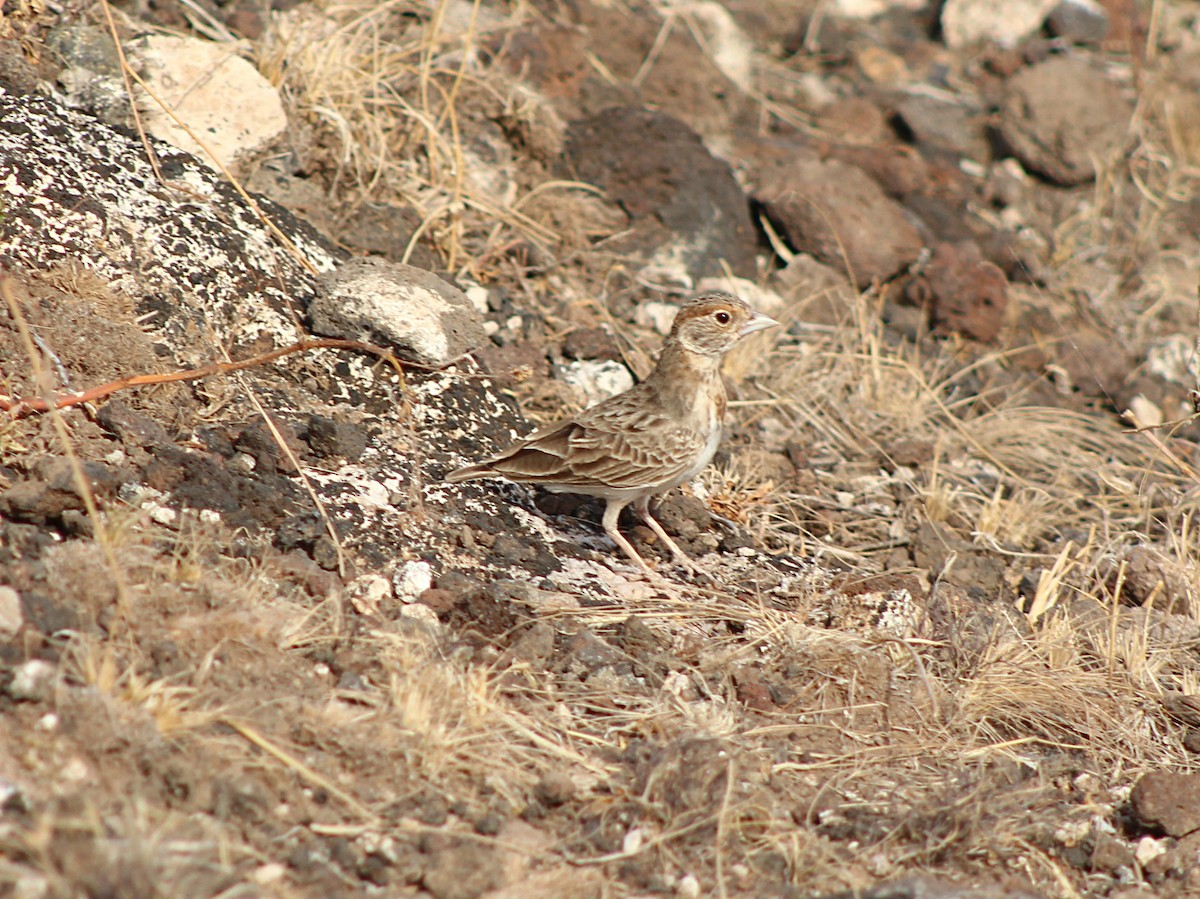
0;586;22;639
349;574;392;616
394;560;433;602
1145;335;1195;385
398;603;441;627
635;300;679;336
128;34;288;171
1135;835;1168;866
675;873;701;898
1125;395;1163;430
7;660;55;702
559;359;634;409
942;0;1058;47
311;257;487;368
673;2;755;91
622;827;643;854
829;0;927;17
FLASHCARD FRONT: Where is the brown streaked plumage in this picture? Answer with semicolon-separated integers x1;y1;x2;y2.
446;291;779;571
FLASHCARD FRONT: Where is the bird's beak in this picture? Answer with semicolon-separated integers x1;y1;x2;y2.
739;310;779;337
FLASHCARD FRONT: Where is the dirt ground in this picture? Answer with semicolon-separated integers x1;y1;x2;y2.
3;0;1200;897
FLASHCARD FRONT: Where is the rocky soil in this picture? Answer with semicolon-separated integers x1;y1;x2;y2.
2;0;1200;896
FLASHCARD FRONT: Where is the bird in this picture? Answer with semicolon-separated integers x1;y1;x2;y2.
445;290;779;572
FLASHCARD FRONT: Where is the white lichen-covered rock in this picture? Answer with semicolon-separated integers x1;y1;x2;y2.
128;34;288;172
310;258;487;367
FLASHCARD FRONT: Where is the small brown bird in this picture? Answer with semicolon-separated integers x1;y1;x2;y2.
446;291;779;571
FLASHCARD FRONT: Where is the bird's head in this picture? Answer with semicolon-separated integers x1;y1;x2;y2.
668;291;779;358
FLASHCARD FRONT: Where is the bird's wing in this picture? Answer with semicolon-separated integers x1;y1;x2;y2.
451;403;705;491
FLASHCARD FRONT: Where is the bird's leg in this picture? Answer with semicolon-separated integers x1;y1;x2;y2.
633;495;697;573
602;500;652;572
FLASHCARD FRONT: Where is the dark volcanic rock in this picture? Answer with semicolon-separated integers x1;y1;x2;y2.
561;107;757;279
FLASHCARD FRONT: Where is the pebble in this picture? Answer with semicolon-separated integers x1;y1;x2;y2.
7;660;55;702
0;586;22;639
394;561;434;603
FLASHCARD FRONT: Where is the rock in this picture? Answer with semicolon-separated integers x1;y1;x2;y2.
533;770;576;807
127;34;288;172
757;154;923;289
6;659;55;702
941;0;1057;48
1000;56;1134;185
1091;831;1136;872
310;258;487;368
394;560;434;603
305;415;368;462
96;401;172;447
46;23;128;124
1047;0;1110;44
422;841;503;899
557;360;634;408
829;0;928;17
560;107;757;281
0;586;22;639
1131;772;1200;837
892;88;990;163
561;327;621;362
909;241;1009;341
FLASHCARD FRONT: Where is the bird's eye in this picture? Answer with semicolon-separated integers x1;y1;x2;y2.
714;311;731;324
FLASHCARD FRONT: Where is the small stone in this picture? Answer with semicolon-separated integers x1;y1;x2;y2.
941;0;1057;48
562;326;621;362
394;561;434;602
311;257;487;368
0;586;23;639
1047;0;1109;43
558;360;634;408
676;873;701;898
349;574;392;616
533;770;576;807
306;415;368;461
7;660;56;702
1135;835;1169;866
1132;772;1200;837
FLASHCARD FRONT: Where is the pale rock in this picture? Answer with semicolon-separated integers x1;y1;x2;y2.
311;258;487;367
1134;835;1168;866
672;1;755;91
941;0;1058;47
559;359;634;409
1125;395;1163;430
127;34;288;171
829;0;927;17
1145;335;1195;385
7;660;55;702
676;873;701;898
636;300;680;336
398;603;441;627
0;586;22;639
349;574;392;616
394;560;433;602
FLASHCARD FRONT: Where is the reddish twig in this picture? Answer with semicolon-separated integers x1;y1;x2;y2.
0;338;410;419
